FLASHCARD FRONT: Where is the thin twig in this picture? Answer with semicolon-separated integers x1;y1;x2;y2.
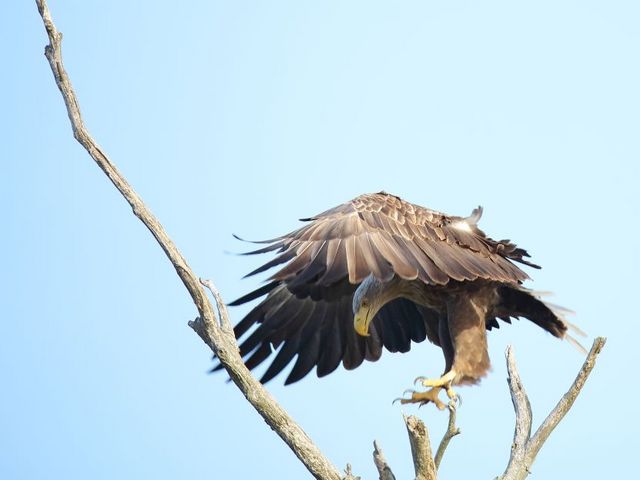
342;464;361;480
404;414;437;480
434;401;461;469
35;2;342;479
373;441;396;480
200;278;233;331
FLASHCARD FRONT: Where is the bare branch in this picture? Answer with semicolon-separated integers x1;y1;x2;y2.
404;414;437;480
373;441;396;480
525;337;607;465
342;464;361;480
434;401;461;469
498;338;606;480
200;278;233;332
34;1;342;479
501;346;533;479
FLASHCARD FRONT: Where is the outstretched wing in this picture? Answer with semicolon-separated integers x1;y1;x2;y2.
241;192;533;289
223;192;538;383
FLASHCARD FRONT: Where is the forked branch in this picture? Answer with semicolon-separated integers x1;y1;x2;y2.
374;339;603;480
499;337;606;480
373;402;460;480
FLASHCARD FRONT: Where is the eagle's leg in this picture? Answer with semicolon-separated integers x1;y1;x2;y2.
414;292;491;404
438;291;492;390
396;387;446;410
414;312;459;401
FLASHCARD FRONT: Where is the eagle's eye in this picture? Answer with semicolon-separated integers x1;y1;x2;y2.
361;299;369;308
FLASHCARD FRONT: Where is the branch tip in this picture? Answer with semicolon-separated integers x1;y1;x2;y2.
404;415;437;480
434;400;461;469
372;440;396;480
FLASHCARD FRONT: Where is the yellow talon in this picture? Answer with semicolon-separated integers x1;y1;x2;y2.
395;387;446;410
445;385;458;401
411;370;460;405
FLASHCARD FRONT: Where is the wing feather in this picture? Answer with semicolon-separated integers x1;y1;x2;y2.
356;233;395;281
285;302;328;384
316;313;345;377
237;192;532;287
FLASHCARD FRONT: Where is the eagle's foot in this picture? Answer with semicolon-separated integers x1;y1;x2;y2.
393;387;446;410
444;385;459;403
414;370;458;403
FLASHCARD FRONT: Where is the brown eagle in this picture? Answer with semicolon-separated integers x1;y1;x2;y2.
222;192;583;408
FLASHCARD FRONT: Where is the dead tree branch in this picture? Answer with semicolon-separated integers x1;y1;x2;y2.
434;402;461;469
502;347;533;478
404;415;437;480
499;337;606;480
372;441;396;480
34;1;342;478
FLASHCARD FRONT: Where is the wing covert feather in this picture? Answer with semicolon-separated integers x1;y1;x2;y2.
237;192;531;289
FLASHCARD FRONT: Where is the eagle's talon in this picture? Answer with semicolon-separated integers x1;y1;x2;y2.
445;385;458;401
446;388;462;407
394;387;446;410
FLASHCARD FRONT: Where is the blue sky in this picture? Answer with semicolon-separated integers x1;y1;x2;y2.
3;1;639;478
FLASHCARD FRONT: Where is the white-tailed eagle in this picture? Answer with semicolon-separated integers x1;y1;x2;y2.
219;192;583;408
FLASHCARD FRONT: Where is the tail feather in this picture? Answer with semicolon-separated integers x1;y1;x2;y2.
496;286;586;353
565;333;588;355
543;301;587;338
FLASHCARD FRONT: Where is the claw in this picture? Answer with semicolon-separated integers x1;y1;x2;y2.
414;376;426;385
445;386;456;400
447;396;462;411
440;384;462;407
393;387;446;410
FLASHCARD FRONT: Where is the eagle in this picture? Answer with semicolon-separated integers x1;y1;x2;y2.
221;192;583;408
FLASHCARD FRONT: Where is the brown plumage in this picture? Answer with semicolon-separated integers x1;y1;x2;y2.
219;192;581;404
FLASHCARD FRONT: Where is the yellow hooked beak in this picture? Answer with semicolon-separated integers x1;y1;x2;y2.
354;306;372;337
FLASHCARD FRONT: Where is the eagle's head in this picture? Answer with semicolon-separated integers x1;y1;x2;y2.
352;274;396;336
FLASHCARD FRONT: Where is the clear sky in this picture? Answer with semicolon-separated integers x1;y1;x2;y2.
3;1;639;478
